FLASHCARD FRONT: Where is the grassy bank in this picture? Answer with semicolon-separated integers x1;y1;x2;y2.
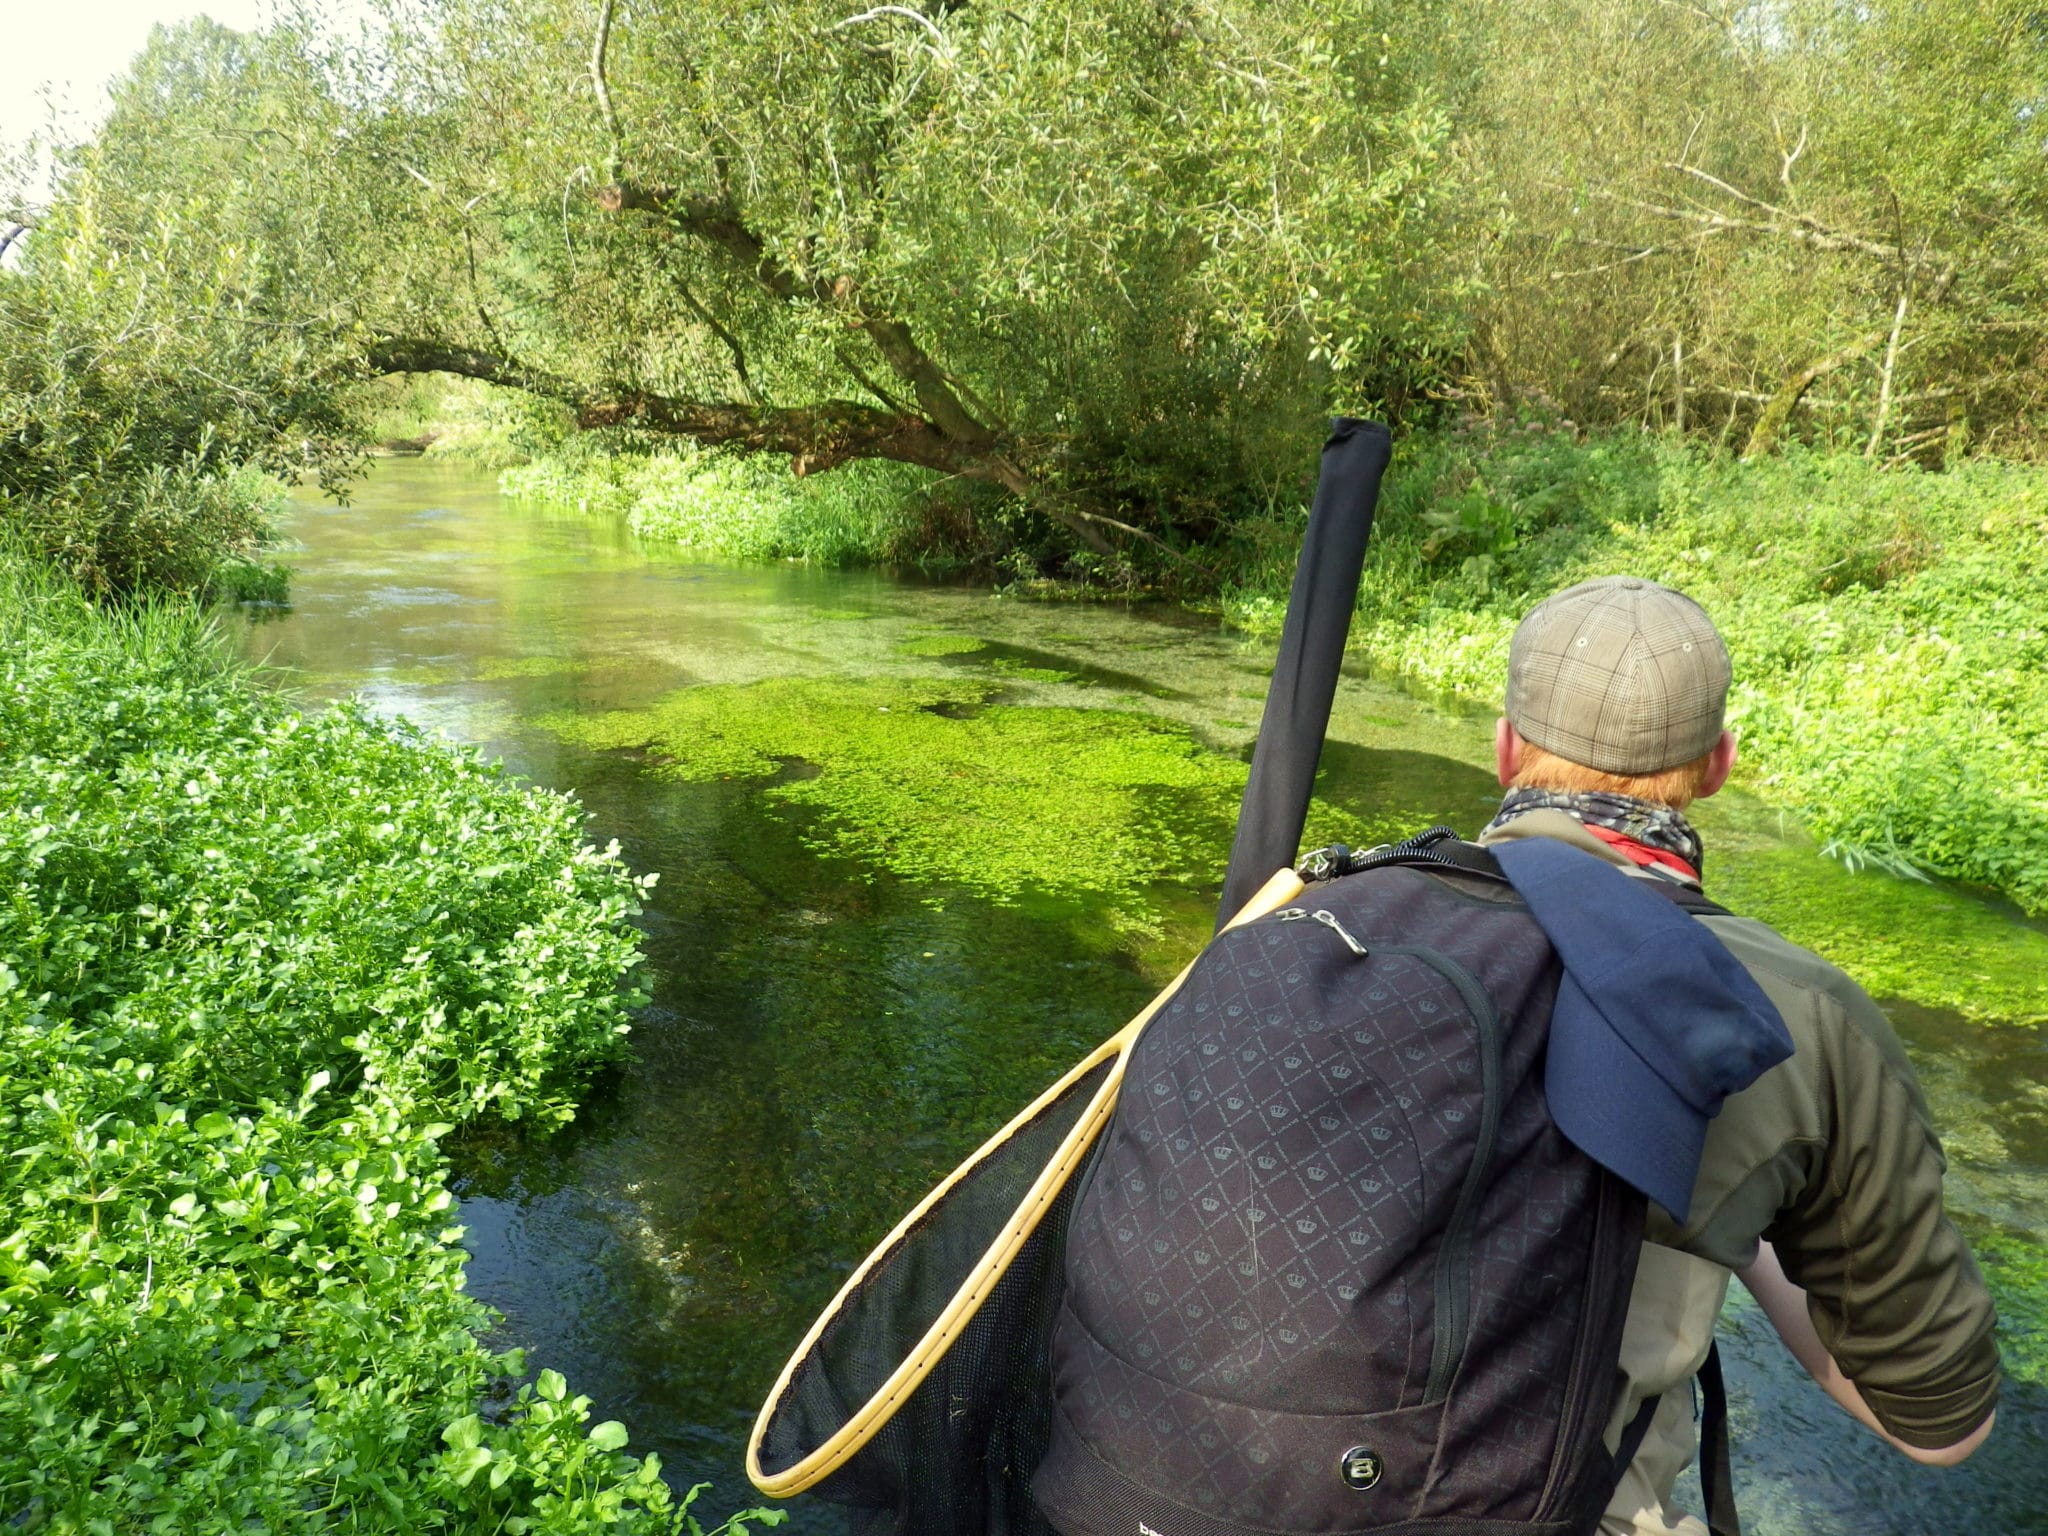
1219;431;2048;918
0;553;759;1532
500;438;1013;571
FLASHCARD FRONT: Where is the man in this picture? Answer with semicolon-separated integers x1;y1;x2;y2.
1477;575;2000;1534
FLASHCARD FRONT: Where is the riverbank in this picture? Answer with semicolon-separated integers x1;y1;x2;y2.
0;551;751;1532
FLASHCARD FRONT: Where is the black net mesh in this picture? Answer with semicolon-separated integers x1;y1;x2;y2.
755;1056;1116;1536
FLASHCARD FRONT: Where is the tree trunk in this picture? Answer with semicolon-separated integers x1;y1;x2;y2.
1864;284;1912;458
1741;331;1888;458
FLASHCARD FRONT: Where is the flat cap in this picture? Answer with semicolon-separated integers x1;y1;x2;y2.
1505;576;1731;775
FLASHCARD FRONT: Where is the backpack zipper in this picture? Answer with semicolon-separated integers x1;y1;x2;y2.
1254;920;1504;1406
1536;1169;1640;1516
1401;945;1505;1406
1274;906;1370;956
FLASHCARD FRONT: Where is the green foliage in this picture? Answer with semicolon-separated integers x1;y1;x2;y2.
1224;428;2048;917
214;553;293;605
361;376;570;470
0;19;383;594
504;444;979;568
0;550;777;1531
543;675;1247;929
128;0;1473;541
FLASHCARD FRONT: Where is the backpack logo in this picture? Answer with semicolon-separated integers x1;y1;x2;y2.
1340;1444;1384;1491
1138;1523;1168;1536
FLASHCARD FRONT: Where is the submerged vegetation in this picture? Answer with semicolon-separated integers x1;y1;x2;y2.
504;420;2048;921
0;550;771;1532
545;675;1246;931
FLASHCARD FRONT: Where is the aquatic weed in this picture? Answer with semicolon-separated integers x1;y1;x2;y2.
544;675;1247;931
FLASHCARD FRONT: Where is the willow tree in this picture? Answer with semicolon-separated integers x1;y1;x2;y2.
352;0;1477;547
1462;0;2048;460
0;20;382;590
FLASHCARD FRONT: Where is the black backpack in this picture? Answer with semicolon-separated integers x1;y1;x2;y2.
1033;833;1733;1536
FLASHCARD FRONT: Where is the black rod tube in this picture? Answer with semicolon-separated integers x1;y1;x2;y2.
1215;418;1391;927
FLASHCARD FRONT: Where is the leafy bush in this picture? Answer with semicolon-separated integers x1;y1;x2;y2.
0;457;287;601
2;56;365;598
1222;429;2048;915
0;552;766;1532
504;443;983;568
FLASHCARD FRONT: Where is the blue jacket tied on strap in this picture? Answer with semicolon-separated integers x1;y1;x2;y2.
1491;837;1794;1222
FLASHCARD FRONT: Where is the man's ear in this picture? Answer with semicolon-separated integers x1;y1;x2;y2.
1495;717;1521;788
1698;730;1740;798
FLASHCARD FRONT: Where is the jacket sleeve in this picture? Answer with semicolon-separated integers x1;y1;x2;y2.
1763;979;2001;1449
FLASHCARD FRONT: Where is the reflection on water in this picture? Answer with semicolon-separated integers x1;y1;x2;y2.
246;461;2047;1535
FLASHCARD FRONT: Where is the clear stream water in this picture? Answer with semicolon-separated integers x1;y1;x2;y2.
242;461;2046;1536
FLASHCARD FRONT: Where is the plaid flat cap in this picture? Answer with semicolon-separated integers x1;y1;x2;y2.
1506;576;1731;775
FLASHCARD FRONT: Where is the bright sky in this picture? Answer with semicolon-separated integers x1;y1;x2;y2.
4;0;374;150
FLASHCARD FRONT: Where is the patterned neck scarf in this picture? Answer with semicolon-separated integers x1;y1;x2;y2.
1484;787;1706;881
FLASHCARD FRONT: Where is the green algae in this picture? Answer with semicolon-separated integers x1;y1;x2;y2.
367;661;466;686
988;656;1081;684
1973;1230;2048;1387
541;675;1248;929
472;654;581;680
1708;843;2048;1027
896;634;987;657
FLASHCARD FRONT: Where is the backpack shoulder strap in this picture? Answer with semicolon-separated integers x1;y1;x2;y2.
1698;1339;1742;1536
1298;824;1511;884
1608;1341;1741;1536
1302;825;1738;919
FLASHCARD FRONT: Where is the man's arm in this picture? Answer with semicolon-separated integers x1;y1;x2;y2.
1747;969;2001;1456
1739;1241;1995;1466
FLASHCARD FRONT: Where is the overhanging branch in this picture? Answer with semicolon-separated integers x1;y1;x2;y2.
366;335;998;480
593;181;997;446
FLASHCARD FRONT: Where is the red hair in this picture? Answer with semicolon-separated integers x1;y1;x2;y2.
1510;740;1718;810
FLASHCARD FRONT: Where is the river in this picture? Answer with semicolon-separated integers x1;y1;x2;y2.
241;460;2046;1536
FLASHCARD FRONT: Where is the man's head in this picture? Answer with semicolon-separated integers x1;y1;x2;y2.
1495;576;1737;808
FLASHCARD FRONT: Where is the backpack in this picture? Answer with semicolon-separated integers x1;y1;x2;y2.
1032;830;1729;1536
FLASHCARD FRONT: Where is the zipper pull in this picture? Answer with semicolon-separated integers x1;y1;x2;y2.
1275;907;1369;957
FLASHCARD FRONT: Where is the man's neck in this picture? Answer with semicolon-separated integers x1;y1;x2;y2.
1485;786;1706;883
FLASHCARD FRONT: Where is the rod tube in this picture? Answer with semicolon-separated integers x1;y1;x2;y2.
1214;418;1391;927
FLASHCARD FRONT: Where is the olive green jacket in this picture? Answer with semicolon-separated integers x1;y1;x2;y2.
1475;812;2001;1536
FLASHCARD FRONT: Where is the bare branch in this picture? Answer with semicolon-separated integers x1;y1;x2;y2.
1865;282;1913;457
1882;424;1951;469
831;5;950;50
678;282;764;406
1663;164;1904;262
1777;119;1808;192
366;339;585;402
1547;244;1683;280
590;0;622;165
834;345;914;413
366;336;993;478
